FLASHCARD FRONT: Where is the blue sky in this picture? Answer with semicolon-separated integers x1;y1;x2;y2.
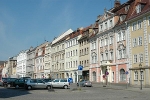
0;0;127;60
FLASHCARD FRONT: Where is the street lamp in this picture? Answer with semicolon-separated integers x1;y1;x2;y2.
139;63;142;90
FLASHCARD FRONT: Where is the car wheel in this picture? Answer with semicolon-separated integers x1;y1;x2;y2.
47;86;51;90
27;85;32;90
15;85;19;89
7;84;11;87
63;85;68;89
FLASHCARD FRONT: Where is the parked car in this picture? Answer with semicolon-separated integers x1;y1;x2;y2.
49;78;70;89
77;79;92;87
25;79;52;90
3;78;17;87
13;77;30;88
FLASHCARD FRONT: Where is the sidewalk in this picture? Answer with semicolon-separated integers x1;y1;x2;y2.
92;82;150;92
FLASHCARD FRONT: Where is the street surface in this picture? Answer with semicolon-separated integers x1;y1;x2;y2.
0;83;150;100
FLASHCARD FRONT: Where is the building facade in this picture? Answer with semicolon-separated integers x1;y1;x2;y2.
26;46;36;78
16;50;28;77
34;42;48;78
128;0;150;87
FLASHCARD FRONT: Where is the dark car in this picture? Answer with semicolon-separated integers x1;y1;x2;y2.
13;77;31;88
3;78;17;87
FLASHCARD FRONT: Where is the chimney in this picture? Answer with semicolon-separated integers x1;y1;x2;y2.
114;0;121;8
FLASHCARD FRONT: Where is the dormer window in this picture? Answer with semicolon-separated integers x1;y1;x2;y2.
136;4;141;13
125;5;130;12
120;15;126;22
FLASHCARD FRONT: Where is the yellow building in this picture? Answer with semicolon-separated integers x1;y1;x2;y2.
128;0;150;87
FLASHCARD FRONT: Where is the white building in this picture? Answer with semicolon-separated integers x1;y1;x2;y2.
16;50;28;77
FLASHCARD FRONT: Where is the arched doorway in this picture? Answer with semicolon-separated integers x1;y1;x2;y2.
120;69;125;81
92;71;96;82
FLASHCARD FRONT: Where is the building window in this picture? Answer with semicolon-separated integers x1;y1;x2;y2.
92;55;97;63
122;30;125;40
132;22;137;31
85;48;86;55
139;53;143;63
100;25;103;31
136;4;141;13
105;38;108;45
106;53;108;60
148;16;150;26
76;50;77;56
123;49;126;58
138;37;142;46
87;60;89;65
80;50;81;56
110;52;113;60
132;38;137;47
118;32;121;41
101;54;103;61
84;60;86;67
141;71;144;80
101;39;104;46
134;71;138;80
110;36;113;44
92;42;96;50
125;5;130;12
105;22;108;29
133;54;138;63
87;48;89;54
137;20;142;29
119;50;122;59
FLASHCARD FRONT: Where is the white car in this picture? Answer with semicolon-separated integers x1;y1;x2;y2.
49;78;70;89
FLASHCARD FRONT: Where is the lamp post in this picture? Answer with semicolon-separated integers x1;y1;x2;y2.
139;63;142;90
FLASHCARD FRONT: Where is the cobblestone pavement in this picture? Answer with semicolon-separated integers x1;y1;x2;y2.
0;83;150;100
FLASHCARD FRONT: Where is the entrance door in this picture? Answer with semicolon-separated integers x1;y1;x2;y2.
92;71;96;82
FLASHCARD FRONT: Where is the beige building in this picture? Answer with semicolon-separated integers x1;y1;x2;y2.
128;0;150;87
78;25;97;80
34;42;48;78
65;28;83;83
51;29;73;79
44;42;52;78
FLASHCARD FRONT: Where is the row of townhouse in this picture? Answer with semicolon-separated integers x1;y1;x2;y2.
1;0;150;87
